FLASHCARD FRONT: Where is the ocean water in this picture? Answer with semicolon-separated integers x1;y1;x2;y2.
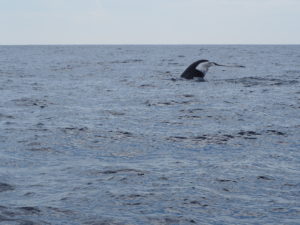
0;45;299;225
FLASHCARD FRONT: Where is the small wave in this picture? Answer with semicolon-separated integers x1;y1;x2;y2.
110;59;143;64
167;129;286;144
12;98;53;108
0;183;14;192
224;76;299;87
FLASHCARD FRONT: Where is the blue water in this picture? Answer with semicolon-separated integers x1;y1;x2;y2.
0;45;300;225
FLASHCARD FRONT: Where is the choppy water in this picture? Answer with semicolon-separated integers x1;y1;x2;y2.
0;45;300;225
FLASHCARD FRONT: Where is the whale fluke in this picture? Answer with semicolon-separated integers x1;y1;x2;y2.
181;60;209;79
181;60;245;80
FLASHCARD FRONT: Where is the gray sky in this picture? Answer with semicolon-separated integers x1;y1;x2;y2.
1;0;299;44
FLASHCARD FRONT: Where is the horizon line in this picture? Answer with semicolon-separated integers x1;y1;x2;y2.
0;43;300;46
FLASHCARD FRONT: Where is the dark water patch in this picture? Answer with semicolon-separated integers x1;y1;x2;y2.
145;100;193;107
28;128;49;133
60;127;89;134
83;218;125;225
169;78;179;82
161;59;175;62
283;183;298;187
271;80;299;86
28;147;55;152
0;206;43;224
185;200;209;207
155;70;174;76
96;61;105;65
18;220;40;225
167;133;236;145
237;130;286;139
0;183;14;192
224;100;234;104
0;205;74;224
0;215;9;222
266;130;286;136
50;60;93;71
115;131;134;138
147;216;197;225
161;120;183;125
232;210;266;219
225;77;299;87
18;207;41;214
270;208;290;213
139;84;156;88
180;108;204;113
35;122;44;127
0;213;42;225
116;193;151;200
223;134;235;139
110;59;143;64
12;98;52;108
285;70;300;75
103;110;126;116
272;62;284;66
237;131;261;138
24;192;35;196
4;122;16;126
0;208;17;218
94;130;135;141
0;113;15;120
97;168;145;175
216;179;237;183
97;130;135;140
167;130;282;144
169;136;188;140
178;115;203;119
124;202;142;206
159;176;168;181
51;64;74;71
182;94;194;98
45;207;74;215
31;84;44;91
257;176;274;181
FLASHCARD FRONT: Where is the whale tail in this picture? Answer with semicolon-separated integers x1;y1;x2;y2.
180;60;245;80
213;62;245;68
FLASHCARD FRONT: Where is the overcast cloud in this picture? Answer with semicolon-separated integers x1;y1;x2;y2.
0;0;299;44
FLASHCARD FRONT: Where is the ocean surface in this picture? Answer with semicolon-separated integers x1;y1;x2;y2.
0;45;299;225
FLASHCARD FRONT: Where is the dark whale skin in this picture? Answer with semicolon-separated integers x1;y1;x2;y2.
180;60;208;79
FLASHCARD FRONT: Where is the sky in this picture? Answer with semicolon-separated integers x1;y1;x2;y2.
1;0;299;44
